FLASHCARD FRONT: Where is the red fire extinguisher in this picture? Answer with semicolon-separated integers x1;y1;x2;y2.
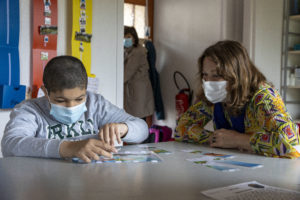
173;71;193;120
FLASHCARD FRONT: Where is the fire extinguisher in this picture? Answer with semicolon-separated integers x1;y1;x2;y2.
173;71;193;120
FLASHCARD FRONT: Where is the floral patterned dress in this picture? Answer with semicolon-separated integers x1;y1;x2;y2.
175;83;300;158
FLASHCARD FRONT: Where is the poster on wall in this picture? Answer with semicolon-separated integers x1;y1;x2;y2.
71;0;94;78
0;0;25;109
32;0;58;98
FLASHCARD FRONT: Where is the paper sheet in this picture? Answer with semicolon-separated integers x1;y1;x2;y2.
202;181;300;200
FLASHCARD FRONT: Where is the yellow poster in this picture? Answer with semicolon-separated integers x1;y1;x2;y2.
72;0;95;77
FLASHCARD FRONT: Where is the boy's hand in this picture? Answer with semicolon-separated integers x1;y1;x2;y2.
59;139;117;163
98;123;128;146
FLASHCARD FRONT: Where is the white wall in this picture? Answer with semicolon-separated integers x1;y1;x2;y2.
0;0;123;157
243;0;283;90
243;1;300;119
153;0;243;130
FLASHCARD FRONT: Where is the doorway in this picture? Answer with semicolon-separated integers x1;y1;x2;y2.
124;0;154;40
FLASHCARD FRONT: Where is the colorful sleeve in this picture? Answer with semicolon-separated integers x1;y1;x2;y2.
249;88;300;158
175;101;213;143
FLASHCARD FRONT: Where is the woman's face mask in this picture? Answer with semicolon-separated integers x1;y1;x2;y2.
123;38;133;48
202;80;228;104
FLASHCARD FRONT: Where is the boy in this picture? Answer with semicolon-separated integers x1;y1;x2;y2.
1;56;148;162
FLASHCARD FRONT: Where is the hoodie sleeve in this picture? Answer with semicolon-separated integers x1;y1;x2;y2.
93;94;148;143
1;102;62;158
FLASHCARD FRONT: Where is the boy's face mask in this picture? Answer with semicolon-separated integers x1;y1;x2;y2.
49;101;87;124
44;87;87;124
123;38;133;48
202;80;228;104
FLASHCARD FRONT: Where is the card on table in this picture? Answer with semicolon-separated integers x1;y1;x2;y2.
182;149;234;158
72;152;162;164
187;156;239;172
72;146;163;164
217;160;263;168
139;146;172;154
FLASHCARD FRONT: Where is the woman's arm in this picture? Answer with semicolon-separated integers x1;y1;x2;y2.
210;129;253;152
175;101;213;143
249;90;300;158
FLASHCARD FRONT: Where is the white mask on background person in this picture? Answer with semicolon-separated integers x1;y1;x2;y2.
202;80;228;104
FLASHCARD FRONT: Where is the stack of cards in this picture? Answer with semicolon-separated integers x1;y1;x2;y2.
138;145;172;154
72;147;163;164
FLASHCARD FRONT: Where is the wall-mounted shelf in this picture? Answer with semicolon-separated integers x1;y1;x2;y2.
290;14;300;21
294;119;300;124
288;31;300;35
281;0;300;120
288;50;300;54
287;85;300;89
285;101;300;104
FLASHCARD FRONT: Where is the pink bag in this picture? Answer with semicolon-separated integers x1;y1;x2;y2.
147;125;172;143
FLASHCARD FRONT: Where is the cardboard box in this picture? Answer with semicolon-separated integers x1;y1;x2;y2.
0;85;26;109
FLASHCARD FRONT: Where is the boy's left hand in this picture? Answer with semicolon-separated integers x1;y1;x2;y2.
98;123;128;146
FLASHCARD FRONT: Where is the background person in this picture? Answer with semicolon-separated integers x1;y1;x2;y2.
123;26;155;128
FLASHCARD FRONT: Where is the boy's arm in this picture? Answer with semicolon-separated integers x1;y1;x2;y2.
95;94;148;144
1;105;62;158
59;139;117;163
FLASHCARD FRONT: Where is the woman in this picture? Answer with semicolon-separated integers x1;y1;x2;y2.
123;26;154;128
175;40;300;158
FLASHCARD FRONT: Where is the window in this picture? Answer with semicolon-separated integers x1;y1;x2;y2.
124;3;146;38
124;0;154;40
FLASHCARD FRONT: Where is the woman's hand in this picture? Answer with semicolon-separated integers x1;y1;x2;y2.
59;139;118;163
98;123;128;146
209;128;252;151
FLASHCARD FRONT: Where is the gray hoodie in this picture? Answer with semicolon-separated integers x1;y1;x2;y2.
1;91;148;158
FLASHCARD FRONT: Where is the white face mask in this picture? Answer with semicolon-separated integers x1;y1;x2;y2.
202;80;228;104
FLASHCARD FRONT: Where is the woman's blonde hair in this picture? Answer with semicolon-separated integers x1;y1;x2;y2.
197;40;266;115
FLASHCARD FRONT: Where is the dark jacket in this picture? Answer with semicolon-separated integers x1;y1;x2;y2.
145;40;165;120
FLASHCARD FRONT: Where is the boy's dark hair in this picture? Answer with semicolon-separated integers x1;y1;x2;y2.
124;26;139;47
43;56;88;93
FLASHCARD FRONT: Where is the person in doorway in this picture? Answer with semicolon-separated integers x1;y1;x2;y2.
1;56;148;163
175;40;300;158
123;26;155;128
